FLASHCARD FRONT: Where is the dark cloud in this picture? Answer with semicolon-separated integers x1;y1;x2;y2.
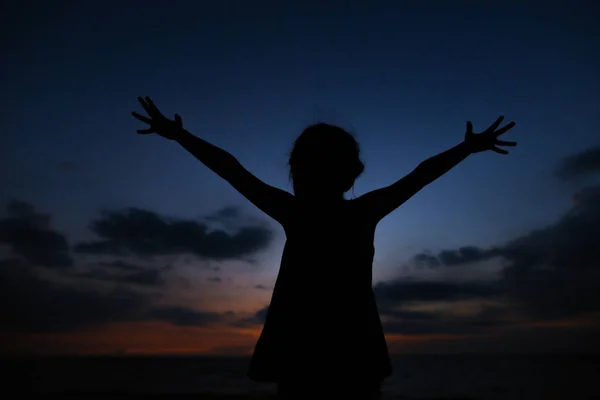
412;246;498;268
381;306;511;335
0;201;262;335
0;201;72;268
74;207;273;260
99;260;145;272
205;206;240;222
378;183;600;334
412;252;441;268
254;284;269;290
373;280;510;334
375;280;502;304
556;146;600;180
78;268;165;287
255;306;269;322
150;307;224;327
375;147;600;337
207;276;222;283
438;246;492;266
495;184;600;319
233;306;269;327
0;257;233;333
0;258;144;333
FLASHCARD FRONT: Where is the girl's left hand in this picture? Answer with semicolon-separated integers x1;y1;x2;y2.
464;116;517;155
132;96;184;140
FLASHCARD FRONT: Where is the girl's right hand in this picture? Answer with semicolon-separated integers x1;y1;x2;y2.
463;116;516;155
132;96;184;140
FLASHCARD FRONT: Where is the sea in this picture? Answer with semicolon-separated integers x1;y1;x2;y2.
3;354;599;399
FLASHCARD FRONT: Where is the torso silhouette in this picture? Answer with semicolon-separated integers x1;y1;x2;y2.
248;198;392;382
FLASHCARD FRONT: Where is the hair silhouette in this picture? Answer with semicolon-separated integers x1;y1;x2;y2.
288;123;364;198
132;97;517;399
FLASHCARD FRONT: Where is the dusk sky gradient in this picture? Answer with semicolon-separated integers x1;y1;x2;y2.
1;0;600;356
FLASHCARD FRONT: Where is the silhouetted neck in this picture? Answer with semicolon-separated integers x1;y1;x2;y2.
296;193;345;207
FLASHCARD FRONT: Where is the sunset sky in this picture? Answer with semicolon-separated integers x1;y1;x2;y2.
1;0;599;356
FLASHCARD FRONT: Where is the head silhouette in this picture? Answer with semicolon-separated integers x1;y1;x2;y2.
289;123;364;199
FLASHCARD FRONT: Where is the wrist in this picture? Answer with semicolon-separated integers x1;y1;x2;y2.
459;140;474;155
174;128;192;142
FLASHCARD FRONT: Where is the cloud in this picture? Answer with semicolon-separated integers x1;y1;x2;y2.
482;182;600;320
99;260;145;272
556;146;600;180
120;269;166;286
78;268;166;287
374;280;502;305
412;252;441;268
0;258;144;333
377;184;600;332
373;279;511;333
205;206;240;222
380;305;511;335
375;147;600;337
0;201;73;268
411;246;499;269
74;207;274;260
254;306;269;323
207;276;222;283
0;200;264;334
494;185;600;319
0;257;235;333
150;307;225;327
233;306;269;327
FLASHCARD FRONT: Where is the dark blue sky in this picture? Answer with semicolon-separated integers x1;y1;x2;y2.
1;1;600;355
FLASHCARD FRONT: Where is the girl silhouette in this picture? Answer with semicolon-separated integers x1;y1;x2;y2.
132;97;516;399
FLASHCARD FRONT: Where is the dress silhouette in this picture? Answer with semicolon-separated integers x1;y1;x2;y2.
248;198;392;385
132;96;516;399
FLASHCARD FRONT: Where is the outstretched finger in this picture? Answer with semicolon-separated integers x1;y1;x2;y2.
145;96;161;114
466;121;474;135
487;116;505;133
492;146;509;155
137;96;153;115
132;111;151;124
136;128;154;134
494;121;516;136
496;139;517;147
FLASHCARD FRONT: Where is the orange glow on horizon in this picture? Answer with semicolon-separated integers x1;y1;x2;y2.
3;313;598;356
1;322;482;356
1;321;261;356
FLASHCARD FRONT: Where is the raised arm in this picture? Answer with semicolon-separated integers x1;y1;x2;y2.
357;116;516;224
132;96;294;226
